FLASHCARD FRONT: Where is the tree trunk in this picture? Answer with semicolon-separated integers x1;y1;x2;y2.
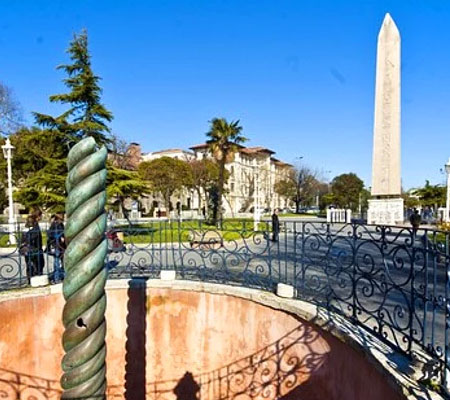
164;191;171;218
223;194;234;218
215;158;226;226
295;189;301;213
196;188;203;217
203;187;210;218
120;196;131;223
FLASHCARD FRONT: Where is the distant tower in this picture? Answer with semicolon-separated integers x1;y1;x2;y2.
368;13;404;225
126;143;142;170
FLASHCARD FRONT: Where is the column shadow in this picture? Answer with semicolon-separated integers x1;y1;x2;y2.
124;278;147;399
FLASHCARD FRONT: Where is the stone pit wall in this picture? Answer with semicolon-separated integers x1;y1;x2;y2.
0;280;432;399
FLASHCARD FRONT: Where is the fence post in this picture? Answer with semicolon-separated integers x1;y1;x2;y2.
346;209;352;223
61;137;108;399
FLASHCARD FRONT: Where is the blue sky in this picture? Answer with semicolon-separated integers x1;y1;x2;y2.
1;0;449;189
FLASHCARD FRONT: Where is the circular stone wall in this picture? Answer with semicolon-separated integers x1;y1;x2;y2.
0;281;406;400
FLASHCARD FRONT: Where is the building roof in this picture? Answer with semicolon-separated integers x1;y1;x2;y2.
271;157;293;167
151;148;188;155
190;143;274;155
190;143;209;150
240;146;275;155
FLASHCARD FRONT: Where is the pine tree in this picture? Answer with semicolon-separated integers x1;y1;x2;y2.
33;29;113;147
12;127;67;212
12;31;149;214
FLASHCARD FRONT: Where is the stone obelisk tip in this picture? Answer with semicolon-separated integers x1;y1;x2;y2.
379;13;400;37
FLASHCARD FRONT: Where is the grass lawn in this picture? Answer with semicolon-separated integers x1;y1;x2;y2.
119;218;270;245
0;234;16;248
276;213;318;218
433;232;449;246
0;231;52;248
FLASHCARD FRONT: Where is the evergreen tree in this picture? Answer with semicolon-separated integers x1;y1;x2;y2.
33;29;113;147
139;157;193;214
11;127;67;212
107;165;149;219
330;173;364;211
10;33;148;214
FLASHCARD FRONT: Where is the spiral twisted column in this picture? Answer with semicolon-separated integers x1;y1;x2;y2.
61;137;108;399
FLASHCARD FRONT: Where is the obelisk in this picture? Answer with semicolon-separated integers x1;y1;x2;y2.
367;13;404;225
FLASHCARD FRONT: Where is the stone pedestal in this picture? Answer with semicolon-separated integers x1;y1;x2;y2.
30;275;49;287
368;198;404;225
277;283;295;298
160;270;176;281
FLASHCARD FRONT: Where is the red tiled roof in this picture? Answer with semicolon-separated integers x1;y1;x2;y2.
190;143;282;159
190;143;209;150
271;157;292;167
152;148;186;154
240;146;275;155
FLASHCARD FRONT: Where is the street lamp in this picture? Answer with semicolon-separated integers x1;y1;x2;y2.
253;158;259;231
2;138;15;244
294;157;304;213
445;158;450;222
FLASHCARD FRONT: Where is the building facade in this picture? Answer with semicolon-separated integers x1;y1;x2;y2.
112;143;293;218
188;144;292;216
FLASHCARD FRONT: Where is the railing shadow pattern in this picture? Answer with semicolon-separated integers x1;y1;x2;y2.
0;323;327;399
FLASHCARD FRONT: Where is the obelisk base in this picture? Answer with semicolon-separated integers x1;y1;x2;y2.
368;197;404;225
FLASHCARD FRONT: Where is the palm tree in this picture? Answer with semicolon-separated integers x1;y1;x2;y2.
206;118;247;225
413;180;446;209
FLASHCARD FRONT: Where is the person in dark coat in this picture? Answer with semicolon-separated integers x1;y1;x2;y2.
20;215;45;282
409;208;421;236
46;213;65;282
271;208;280;242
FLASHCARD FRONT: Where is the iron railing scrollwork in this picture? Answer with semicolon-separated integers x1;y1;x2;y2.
0;219;449;387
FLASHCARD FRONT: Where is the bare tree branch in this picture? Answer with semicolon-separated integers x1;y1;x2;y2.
0;82;23;136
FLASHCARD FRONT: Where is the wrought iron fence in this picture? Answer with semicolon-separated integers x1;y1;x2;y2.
0;219;449;386
0;225;65;288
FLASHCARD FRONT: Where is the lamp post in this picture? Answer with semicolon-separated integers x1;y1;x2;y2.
295;156;304;213
445;158;450;222
2;138;15;244
253;158;259;231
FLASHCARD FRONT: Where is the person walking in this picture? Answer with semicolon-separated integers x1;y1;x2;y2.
46;213;66;283
20;214;45;283
409;208;421;236
271;208;280;242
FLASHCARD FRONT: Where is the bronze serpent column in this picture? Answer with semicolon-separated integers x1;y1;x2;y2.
61;137;108;399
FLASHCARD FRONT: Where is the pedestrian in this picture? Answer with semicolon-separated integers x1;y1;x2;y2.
31;208;43;223
46;213;65;283
20;214;45;283
271;208;280;242
409;208;421;236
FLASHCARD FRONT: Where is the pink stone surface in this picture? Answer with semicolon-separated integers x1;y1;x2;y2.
0;287;405;399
